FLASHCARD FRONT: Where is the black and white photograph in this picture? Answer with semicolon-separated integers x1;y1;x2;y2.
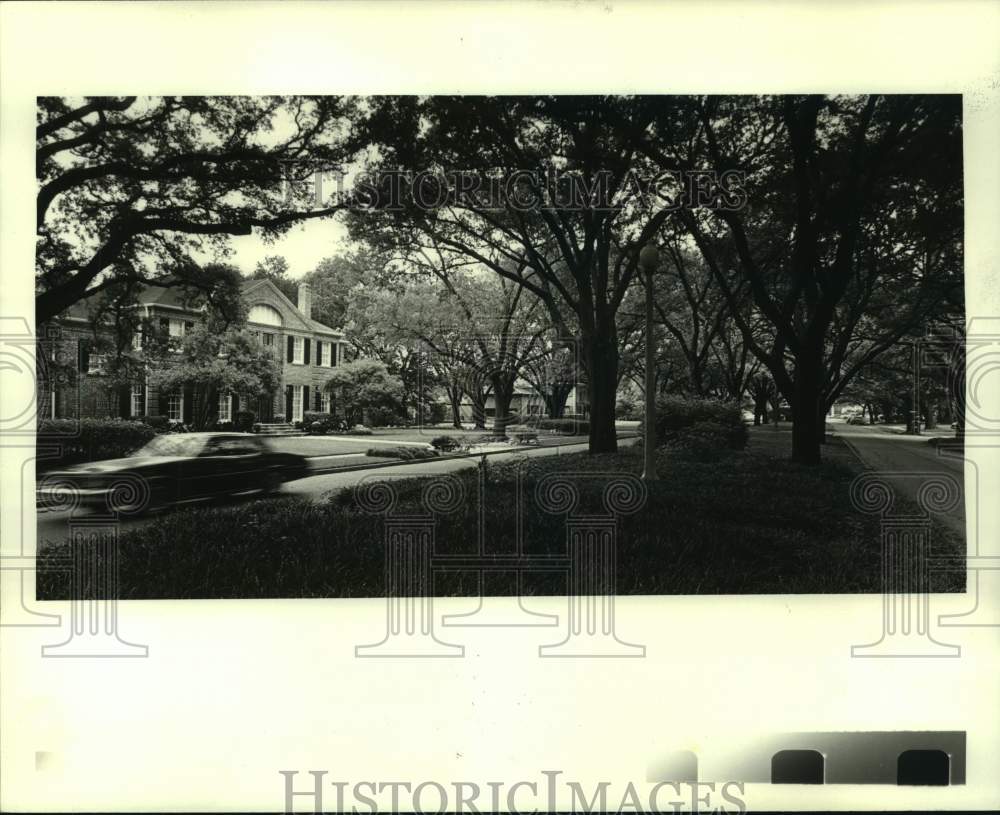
2;3;999;813
33;92;966;599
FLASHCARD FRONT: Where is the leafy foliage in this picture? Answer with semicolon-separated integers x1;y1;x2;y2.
36;96;356;323
324;359;406;426
38;418;155;466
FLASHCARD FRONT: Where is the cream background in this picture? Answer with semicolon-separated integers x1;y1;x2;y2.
1;1;999;811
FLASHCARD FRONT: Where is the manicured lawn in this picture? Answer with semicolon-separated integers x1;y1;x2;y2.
37;437;965;599
263;436;380;456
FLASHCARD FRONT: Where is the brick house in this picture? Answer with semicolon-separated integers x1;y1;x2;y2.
39;279;349;425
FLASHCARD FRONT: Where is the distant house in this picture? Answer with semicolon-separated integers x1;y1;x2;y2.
38;279;348;425
456;382;589;424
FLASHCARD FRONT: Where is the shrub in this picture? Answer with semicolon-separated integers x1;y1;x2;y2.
616;398;638;419
642;396;746;448
366;446;438;460
427;402;449;425
346;425;373;436
303;412;340;435
471;434;513;445
430;435;463;452
273;413;286;423
234;410;256;432
662;419;747;460
536;417;590;435
37;418;156;466
140;414;170;432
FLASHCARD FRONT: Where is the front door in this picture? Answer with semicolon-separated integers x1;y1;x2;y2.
257;393;274;423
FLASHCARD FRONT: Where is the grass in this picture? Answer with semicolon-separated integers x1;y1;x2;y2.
263;436;379;456
36;436;965;599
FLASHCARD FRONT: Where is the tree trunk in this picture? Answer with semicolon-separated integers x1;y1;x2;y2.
546;384;573;419
582;329;619;455
491;378;514;435
470;390;488;430
769;397;781;425
791;400;823;464
925;401;938;430
790;355;823;464
445;384;463;429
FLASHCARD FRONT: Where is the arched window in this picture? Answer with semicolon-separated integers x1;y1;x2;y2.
247;304;283;327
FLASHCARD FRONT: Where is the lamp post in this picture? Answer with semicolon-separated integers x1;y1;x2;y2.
639;244;659;480
909;338;922;435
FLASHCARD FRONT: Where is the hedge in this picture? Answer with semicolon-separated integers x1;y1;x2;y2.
141;415;170;431
662;419;748;459
641;395;747;449
430;435;463;452
38;418;157;466
234;410;256;432
366;446;438;461
535;417;590;435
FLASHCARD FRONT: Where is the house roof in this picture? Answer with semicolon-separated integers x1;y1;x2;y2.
58;277;344;337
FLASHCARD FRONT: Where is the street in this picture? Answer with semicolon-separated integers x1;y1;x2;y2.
834;421;966;536
36;438;639;546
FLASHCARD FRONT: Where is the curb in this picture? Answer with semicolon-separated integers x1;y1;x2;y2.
302;434;639;477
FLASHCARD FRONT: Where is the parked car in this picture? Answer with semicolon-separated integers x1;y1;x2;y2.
37;432;308;515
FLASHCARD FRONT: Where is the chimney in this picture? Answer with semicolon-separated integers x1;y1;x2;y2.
297;282;312;319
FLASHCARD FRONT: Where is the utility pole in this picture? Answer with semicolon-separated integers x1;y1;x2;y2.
639;244;658;480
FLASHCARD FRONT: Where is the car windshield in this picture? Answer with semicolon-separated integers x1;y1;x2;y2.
133;435;206;458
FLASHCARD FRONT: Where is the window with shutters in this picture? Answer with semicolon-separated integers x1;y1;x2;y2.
292;336;304;364
167;318;186;353
291;385;304;422
167;392;183;422
87;352;107;374
218;392;232;422
321;391;331;413
131;385;144;417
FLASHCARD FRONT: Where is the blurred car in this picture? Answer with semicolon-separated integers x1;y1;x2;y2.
38;432;309;514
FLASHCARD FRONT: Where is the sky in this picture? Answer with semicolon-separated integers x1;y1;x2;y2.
216;218;352;279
